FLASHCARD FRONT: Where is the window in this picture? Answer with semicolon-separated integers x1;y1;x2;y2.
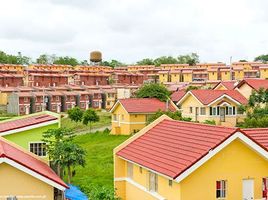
56;96;60;101
36;105;42;112
20;106;25;112
85;95;89;100
52;105;57;110
139;166;142;173
148;172;158;192
127;162;133;179
168;179;173;187
24;97;28;102
189;107;193;113
216;180;226;198
113;114;117;121
263;178;268;198
29;142;46;156
81;102;85;108
93;101;99;107
135;115;138;118
200;107;206;115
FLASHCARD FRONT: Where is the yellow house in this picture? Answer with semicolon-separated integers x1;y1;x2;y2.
181;70;192;82
170;70;181;83
114;115;268;200
110;98;178;135
207;69;218;81
259;65;268;79
176;89;247;127
235;79;268;99
158;71;169;83
0;136;67;199
220;69;231;81
233;67;244;80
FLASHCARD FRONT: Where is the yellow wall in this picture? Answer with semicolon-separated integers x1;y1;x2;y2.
182;73;192;82
111;103;147;135
236;84;253;99
234;70;244;80
114;157;181;200
170;73;180;83
0;163;54;199
180;139;268;200
159;73;169;83
221;71;231;81
260;69;268;79
0;93;8;105
208;71;218;81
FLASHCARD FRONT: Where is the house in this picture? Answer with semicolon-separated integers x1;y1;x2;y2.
28;64;73;71
7;92;33;115
46;91;64;113
110;98;178;135
102;88;117;110
259;64;268;79
112;72;144;85
73;72;110;86
76;91;91;110
0;74;24;87
0;136;67;199
0;111;60;157
213;80;238;90
176;90;247;126
235;79;268;99
25;73;69;87
114;115;268;200
61;91;79;111
0;64;24;72
89;90;103;110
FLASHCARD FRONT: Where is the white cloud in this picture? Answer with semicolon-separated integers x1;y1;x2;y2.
0;0;267;63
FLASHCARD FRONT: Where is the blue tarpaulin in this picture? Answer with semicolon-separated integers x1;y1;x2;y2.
65;184;88;200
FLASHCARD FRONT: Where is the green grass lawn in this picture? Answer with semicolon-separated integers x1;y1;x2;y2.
71;131;130;192
61;111;111;133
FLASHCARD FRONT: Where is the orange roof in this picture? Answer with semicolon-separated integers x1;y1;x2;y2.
236;79;268;90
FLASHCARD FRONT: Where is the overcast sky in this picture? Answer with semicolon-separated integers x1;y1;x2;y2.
0;0;267;64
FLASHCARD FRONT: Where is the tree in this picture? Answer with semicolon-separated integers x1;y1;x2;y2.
42;128;86;184
147;110;191;124
177;53;199;65
82;109;100;132
186;85;200;92
53;56;79;66
239;59;248;62
136;83;171;101
67;107;84;123
102;59;125;68
0;50;31;64
136;58;155;65
238;88;268;128
154;56;178;66
58;141;86;184
254;54;268;63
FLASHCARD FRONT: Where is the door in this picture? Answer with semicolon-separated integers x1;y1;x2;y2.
243;179;254;200
57;104;61;113
25;106;30;115
220;107;225;122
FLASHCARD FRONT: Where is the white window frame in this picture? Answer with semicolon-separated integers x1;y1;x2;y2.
200;107;206;115
127;162;133;179
29;142;47;157
216;180;226;199
148;171;158;192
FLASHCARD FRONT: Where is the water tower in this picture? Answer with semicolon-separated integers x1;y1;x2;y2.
90;51;102;66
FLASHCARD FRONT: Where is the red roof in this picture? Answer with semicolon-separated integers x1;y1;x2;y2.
117;119;236;178
171;90;186;102
213;81;237;90
181;90;248;105
236;79;268;90
0;114;57;133
117;119;268;179
0;137;68;188
117;98;177;113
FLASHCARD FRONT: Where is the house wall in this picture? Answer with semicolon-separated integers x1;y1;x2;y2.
170;73;180;83
182;73;192;82
114;156;181;200
180;139;268;200
234;70;244;80
260;69;268;79
159;74;168;83
221;71;231;81
0;163;54;199
7;94;19;115
208;72;218;81
3;123;59;158
111;104;148;135
236;84;253;99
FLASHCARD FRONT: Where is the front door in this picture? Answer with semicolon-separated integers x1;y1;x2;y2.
220;107;225;122
243;179;254;200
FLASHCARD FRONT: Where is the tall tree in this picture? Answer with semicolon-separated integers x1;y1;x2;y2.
136;83;171;101
82;109;100;132
102;60;125;68
154;56;178;66
0;50;30;64
254;54;268;63
36;54;57;64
